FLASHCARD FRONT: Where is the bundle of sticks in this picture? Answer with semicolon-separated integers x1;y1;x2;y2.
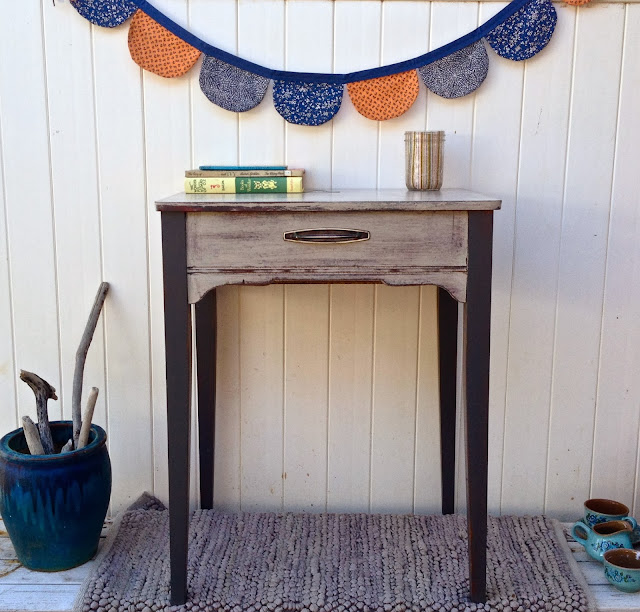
20;282;109;455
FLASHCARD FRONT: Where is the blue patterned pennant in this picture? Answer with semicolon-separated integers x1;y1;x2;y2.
199;56;270;113
70;0;137;28
418;40;489;99
273;82;343;126
485;0;557;61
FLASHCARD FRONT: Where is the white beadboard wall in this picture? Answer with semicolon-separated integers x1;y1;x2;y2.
0;0;638;521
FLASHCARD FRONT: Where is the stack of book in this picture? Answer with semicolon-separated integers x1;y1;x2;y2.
184;166;305;194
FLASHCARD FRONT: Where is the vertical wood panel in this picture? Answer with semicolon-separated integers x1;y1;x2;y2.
327;285;375;512
593;4;640;512
0;131;17;437
333;1;381;187
370;286;420;513
214;287;242;511
414;286;443;514
378;1;430;188
284;285;330;511
427;2;478;189
93;24;153;512
0;1;61;423
545;4;625;519
501;5;575;515
240;286;285;511
190;0;239;167
470;3;524;514
238;0;286;164
43;3;107;427
285;1;334;190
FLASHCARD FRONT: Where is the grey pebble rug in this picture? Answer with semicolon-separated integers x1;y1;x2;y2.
74;494;594;612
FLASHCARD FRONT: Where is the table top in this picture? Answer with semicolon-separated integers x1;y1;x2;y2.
155;188;501;213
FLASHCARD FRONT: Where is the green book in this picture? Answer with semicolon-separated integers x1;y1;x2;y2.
185;176;303;194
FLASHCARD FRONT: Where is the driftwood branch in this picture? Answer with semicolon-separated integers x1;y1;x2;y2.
77;387;98;450
21;416;45;455
72;282;109;449
19;370;57;454
60;439;74;453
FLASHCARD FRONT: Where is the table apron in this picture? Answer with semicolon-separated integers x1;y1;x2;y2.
186;210;469;303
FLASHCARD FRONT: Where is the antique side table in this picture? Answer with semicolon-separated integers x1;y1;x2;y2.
156;188;501;606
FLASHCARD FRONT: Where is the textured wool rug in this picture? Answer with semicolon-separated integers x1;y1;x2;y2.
74;494;594;612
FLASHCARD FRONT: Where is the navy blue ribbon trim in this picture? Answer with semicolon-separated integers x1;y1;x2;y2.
130;0;531;84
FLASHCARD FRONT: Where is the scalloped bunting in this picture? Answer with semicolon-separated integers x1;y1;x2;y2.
273;82;343;126
485;0;557;61
346;71;419;121
72;0;561;124
70;0;137;28
128;10;201;78
418;40;489;99
200;57;270;113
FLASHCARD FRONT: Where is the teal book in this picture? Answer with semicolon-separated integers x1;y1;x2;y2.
186;168;304;178
198;165;288;171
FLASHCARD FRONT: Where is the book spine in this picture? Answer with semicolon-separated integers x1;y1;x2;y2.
186;169;304;178
185;177;303;194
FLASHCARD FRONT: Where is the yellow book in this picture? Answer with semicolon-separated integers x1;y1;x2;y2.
185;176;303;194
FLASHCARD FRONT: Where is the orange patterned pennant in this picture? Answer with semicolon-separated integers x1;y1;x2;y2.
128;10;201;78
346;71;419;121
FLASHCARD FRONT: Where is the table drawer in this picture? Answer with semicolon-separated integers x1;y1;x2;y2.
187;210;468;271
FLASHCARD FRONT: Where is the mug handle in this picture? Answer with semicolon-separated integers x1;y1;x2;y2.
572;520;591;544
623;516;638;530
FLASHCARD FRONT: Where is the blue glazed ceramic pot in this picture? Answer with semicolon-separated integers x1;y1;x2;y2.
571;519;634;563
604;549;640;593
0;421;111;571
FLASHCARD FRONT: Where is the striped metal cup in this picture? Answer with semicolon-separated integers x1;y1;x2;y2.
404;131;445;190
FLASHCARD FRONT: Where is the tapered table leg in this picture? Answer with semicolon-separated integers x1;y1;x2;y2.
161;212;192;606
195;289;217;510
464;210;493;604
437;287;458;515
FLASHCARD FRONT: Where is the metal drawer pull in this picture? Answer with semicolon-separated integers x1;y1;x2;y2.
284;228;370;243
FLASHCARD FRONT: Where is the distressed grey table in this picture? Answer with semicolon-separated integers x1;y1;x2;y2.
156;188;501;606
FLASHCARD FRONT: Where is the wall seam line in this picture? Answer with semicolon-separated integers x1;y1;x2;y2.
589;2;627;500
542;4;578;514
41;0;65;422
